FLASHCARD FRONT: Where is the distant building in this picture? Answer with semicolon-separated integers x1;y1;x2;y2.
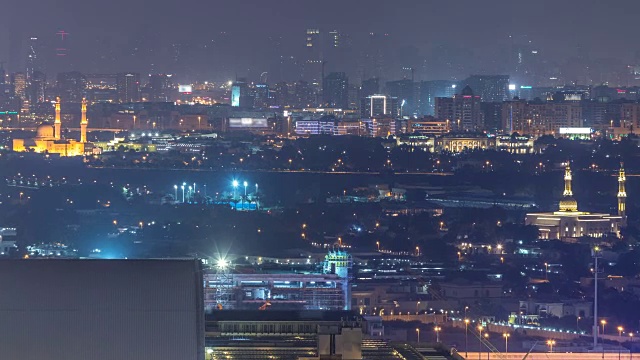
418;80;457;116
56;71;86;102
407;118;450;136
116;72;141;103
385;79;416;116
230;80;253;108
525;164;625;240
323;72;349;109
461;75;510;102
361;77;380;98
435;85;483;131
147;74;172;102
360;94;398;118
13;97;92;156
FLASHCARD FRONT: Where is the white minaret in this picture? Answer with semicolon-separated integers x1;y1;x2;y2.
54;97;61;140
618;163;627;225
80;98;88;143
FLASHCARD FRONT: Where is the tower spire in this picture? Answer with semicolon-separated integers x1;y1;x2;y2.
54;96;61;140
80;98;87;143
563;163;573;197
618;162;627;223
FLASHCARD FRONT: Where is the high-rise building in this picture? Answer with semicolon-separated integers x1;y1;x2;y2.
11;72;27;99
26;37;43;80
147;74;172;102
418;80;457;116
230;80;253;108
461;75;510;102
481;102;503;132
385;79;416;117
28;71;46;104
294;80;315;108
361;78;379;98
501;98;583;135
56;71;86;103
435;85;483;131
273;82;289;108
361;94;399;118
253;83;270;109
323;72;348;109
116;73;141;103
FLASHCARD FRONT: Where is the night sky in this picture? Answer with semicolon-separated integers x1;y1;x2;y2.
2;0;640;82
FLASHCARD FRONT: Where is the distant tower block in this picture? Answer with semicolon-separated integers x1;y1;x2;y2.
80;98;88;143
54;97;61;140
618;163;627;223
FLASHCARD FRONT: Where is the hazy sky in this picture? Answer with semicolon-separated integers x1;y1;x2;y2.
2;0;639;82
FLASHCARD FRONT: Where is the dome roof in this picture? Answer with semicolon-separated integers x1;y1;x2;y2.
35;123;55;139
559;197;578;212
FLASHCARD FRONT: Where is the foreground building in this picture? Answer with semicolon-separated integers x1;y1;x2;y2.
0;259;204;360
525;164;625;240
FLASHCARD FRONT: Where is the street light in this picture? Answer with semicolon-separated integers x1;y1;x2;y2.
619;326;624;337
174;185;178;202
577;316;581;331
546;339;556;353
376;241;380;251
503;333;510;353
477;325;483;360
416;301;421;314
630;333;634;360
484;333;490;360
181;185;185;203
243;181;248;197
416;328;420;343
545;262;549;279
464;319;470;358
434;326;441;343
232;180;239;199
602;320;607;335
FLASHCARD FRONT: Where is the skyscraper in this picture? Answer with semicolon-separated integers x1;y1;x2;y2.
323;72;348;109
26;37;43;80
28;71;46;104
461;75;510;103
116;73;141;103
418;80;457;116
435;85;483;131
11;73;27;99
361;78;380;98
57;72;87;103
361;95;399;118
386;79;416;117
148;74;172;102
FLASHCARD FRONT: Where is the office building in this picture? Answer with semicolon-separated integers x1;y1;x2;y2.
253;83;270;108
361;77;379;98
385;79;416;116
11;72;26;99
360;94;398;118
0;259;204;360
501;99;583;135
418;80;457;116
56;71;87;103
323;72;349;109
230;80;253;108
116;73;141;103
461;75;510;102
435;85;483;131
28;71;46;103
148;74;172;102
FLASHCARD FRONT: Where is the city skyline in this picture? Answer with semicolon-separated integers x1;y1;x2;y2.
3;1;640;85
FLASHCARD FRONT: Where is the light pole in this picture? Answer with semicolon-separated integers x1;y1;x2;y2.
376;241;380;251
416;301;421;314
484;333;489;360
630;333;634;360
188;186;192;203
174;185;177;203
416;328;420;343
594;246;602;349
464;319;470;358
181;185;185;203
547;339;555;353
503;333;510;354
477;325;483;360
465;306;469;319
434;326;441;343
545;262;549;280
619;326;624;360
602;320;607;336
232;180;239;200
577;316;582;331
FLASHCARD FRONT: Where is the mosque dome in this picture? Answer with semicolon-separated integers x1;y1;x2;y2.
559;197;578;212
35;123;55;139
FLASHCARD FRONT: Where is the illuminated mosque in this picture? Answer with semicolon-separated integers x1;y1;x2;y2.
13;97;91;156
525;163;626;240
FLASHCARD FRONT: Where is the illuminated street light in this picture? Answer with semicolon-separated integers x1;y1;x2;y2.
503;333;510;353
546;339;556;353
434;326;441;343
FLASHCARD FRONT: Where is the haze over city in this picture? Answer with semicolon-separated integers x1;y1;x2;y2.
2;1;640;360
